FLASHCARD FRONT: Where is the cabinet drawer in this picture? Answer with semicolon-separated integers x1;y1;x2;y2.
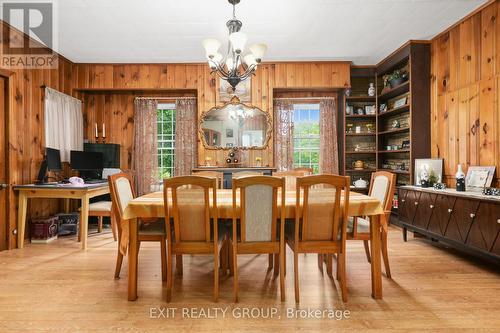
466;202;500;252
413;192;436;230
427;194;455;236
445;198;480;243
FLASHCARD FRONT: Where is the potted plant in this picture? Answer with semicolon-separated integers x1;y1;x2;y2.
388;69;408;88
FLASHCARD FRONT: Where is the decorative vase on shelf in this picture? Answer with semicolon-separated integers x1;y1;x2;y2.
455;164;466;192
368;83;375;97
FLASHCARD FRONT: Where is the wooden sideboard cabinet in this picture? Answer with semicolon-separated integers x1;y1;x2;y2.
397;186;500;265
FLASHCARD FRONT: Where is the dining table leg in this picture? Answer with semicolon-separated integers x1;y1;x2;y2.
370;214;382;299
128;218;138;301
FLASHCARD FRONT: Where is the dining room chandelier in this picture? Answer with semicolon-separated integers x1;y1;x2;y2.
202;0;267;90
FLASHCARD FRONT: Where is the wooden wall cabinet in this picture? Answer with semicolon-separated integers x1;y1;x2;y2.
397;186;500;265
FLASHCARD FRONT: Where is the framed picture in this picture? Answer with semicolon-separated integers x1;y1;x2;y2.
393;96;408;108
226;128;234;138
219;77;251;102
414;158;443;186
346;105;354;115
365;105;376;115
466;166;496;191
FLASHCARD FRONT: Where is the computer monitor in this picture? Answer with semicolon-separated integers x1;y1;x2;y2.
46;148;62;171
35;148;61;184
70;151;104;171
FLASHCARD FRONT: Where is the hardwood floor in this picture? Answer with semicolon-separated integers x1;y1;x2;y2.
0;226;499;332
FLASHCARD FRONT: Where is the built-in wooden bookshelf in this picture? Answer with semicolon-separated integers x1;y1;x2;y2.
343;66;377;193
342;41;431;206
376;41;430;188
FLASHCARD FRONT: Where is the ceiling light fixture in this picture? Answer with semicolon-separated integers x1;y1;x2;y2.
202;0;267;90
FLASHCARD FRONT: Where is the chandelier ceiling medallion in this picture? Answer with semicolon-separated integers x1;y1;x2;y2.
202;0;268;90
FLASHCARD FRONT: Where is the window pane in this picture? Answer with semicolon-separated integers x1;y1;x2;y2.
292;104;321;174
157;108;176;180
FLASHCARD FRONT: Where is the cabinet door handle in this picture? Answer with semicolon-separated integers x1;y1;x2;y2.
414;202;418;206
448;208;453;213
401;199;405;203
430;205;434;209
470;213;475;218
497;219;500;224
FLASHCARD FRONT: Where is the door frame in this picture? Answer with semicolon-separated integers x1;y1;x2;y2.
0;68;13;250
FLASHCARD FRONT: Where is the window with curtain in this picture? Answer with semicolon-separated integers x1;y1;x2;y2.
274;97;338;175
157;103;176;179
44;87;84;162
292;103;320;173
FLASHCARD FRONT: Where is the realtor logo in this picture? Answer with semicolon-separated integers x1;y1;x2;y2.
1;0;58;69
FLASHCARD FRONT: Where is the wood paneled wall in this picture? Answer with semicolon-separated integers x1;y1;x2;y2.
0;22;76;248
74;62;350;167
430;0;500;185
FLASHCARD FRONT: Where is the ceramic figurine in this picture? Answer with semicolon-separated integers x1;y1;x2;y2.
456;164;466;191
368;83;375;97
419;164;430;187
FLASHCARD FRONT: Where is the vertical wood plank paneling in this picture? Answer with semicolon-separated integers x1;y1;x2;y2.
448;26;461;92
435;33;450;95
432;1;500;185
481;4;497;80
459;19;472;87
469;84;480;167
457;87;470;168
479;78;496;166
446;91;458;176
76;62;349;167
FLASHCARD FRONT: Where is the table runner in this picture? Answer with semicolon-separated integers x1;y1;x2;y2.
120;189;383;255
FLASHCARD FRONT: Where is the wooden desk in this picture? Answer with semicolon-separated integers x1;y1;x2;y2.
14;183;110;250
123;189;384;301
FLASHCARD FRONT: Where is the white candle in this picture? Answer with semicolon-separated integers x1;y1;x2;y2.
95;123;98;138
102;123;106;138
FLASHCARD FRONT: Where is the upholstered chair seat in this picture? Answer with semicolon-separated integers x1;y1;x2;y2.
347;217;370;233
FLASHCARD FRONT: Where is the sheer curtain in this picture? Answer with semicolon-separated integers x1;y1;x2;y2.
319;98;339;174
44;88;83;162
133;98;158;196
274;100;294;171
174;98;197;176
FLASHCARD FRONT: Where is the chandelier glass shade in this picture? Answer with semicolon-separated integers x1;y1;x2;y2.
202;0;267;90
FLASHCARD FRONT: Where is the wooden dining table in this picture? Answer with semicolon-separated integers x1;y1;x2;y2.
122;189;385;301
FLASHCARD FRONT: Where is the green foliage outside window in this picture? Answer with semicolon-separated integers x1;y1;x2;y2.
157;108;175;179
293;107;320;174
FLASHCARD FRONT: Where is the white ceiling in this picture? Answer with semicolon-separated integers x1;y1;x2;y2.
55;0;487;64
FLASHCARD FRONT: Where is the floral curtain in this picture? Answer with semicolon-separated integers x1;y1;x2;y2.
274;100;294;171
174;98;197;176
133;98;158;196
319;98;339;174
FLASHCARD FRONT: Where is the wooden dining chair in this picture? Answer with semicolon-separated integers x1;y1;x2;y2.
163;176;224;302
285;174;350;303
192;171;223;189
231;176;286;302
347;171;396;278
293;167;313;175
78;201;117;241
233;171;262;179
274;170;307;191
108;172;167;281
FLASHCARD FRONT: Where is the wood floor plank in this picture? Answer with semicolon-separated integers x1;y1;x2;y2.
0;226;499;332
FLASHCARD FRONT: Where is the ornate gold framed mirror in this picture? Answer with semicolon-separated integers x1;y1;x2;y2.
199;96;272;150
